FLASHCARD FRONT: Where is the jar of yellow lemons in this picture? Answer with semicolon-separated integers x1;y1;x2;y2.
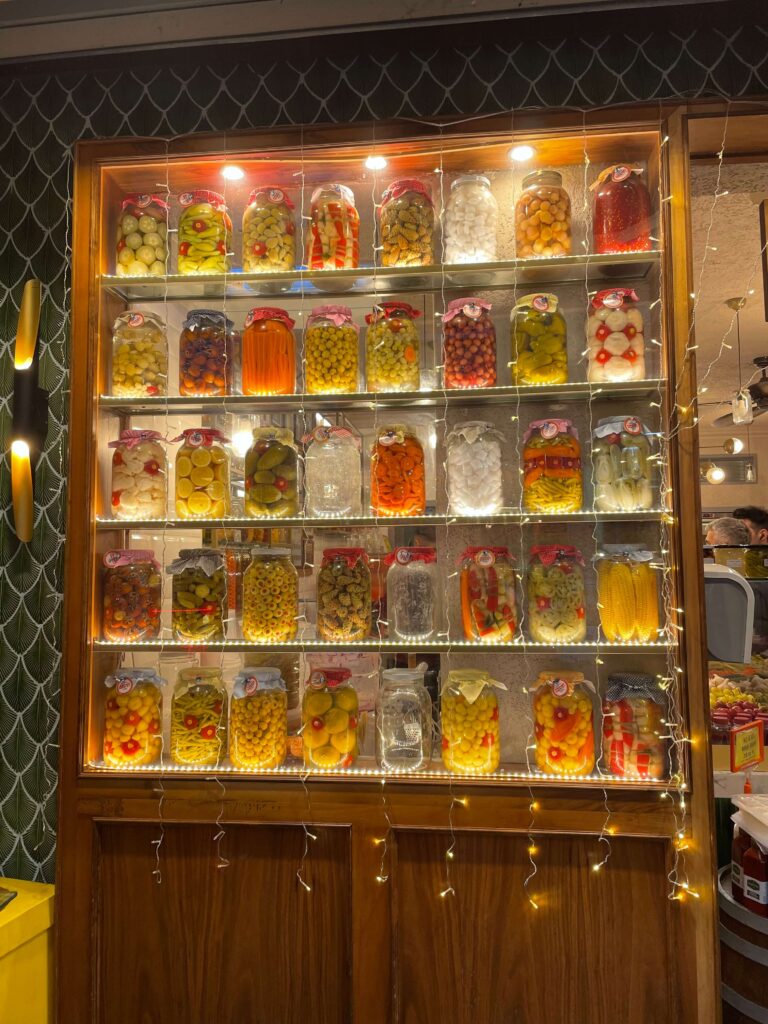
172;428;230;519
302;667;358;769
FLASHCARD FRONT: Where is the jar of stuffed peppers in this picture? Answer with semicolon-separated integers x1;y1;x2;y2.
442;297;496;389
376;666;433;771
241;307;295;395
595;546;660;643
459;546;517;644
602;672;667;779
111;311;168;397
306;184;359;270
302;667;359;769
531;671;595;776
244;427;299;518
177;189;232;274
242;186;295;272
515;169;572;259
445;421;504;515
379;178;434;266
304;425;362;518
173;428;231;519
103;669;165;767
587;288;646;383
243;548;298;642
384;547;440;642
522;419;582;513
316;548;371;642
304;305;359;394
230;668;288;769
441;670;505;774
102;549;162;642
115;193;168;277
370;424;426;517
510;293;567;385
365;302;421;392
526;546;586;644
170;667;227;766
592;164;652;254
443;175;498;264
168;548;227;642
592;416;654;512
178;309;236;396
109;429;166;520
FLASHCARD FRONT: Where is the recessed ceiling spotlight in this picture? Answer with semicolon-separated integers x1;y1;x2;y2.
221;165;245;181
509;145;535;162
365;155;387;171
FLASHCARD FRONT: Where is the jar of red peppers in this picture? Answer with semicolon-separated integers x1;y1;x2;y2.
179;309;236;396
115;193;168;277
602;672;667;780
242;186;295;272
102;549;162;642
241;307;295;395
306;184;360;270
370;424;426;517
591;164;652;254
177;189;232;274
459;546;517;644
442;297;496;389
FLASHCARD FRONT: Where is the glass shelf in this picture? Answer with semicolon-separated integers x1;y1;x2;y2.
94;638;671;653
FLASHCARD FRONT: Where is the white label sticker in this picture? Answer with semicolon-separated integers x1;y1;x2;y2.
552;678;569;697
396;549;412;565
531;295;549;312
462;303;482;319
743;874;768;905
116;677;134;695
475;549;495;568
612;166;631;182
540;422;558;440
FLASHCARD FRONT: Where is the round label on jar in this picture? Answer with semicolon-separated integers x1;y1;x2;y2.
551;677;569;697
179;192;195;206
132;194;151;208
531;295;549;312
602;291;624;309
379;431;397;446
127;313;145;327
475;549;495;567
313;426;331;443
186;431;205;448
116;677;134;695
462;303;482;319
267;188;285;204
612;166;631;182
244;677;259;696
540;422;559;440
104;550;122;568
623;417;642;435
396;549;412;565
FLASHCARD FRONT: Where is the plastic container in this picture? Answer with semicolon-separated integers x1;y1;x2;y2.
170;667;227;766
384;547;440;641
316;548;371;642
459;546;517;644
101;549;161;642
103;668;165;767
531;671;595;776
602;672;667;779
370;424;426;517
244;427;299;518
510;292;567;385
592;415;654;511
376;665;433;770
441;669;505;774
443;174;498;264
242;186;295;272
177;189;232;274
302;667;359;768
304;425;362;518
111;311;167;397
168;548;227;642
173;428;231;519
445;420;504;515
178;309;235;397
442;297;497;389
306;184;359;270
587;288;646;382
379;178;434;266
115;193;168;277
109;429;166;520
230;668;288;769
243;548;298;642
241;307;295;395
527;545;586;643
596;546;660;643
304;305;359;394
365;302;421;393
522;418;582;513
515;170;572;259
592;164;652;254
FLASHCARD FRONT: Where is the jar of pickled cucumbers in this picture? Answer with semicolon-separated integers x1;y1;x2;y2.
306;184;360;270
443;175;498;264
302;667;359;769
115;193;168;277
370;424;426;517
243;548;298;642
383;547;440;642
179;309;236;396
596;545;659;643
177;189;232;274
510;293;567;385
316;549;371;642
515;169;572;259
173;428;231;519
446;421;504;515
592;164;652;254
442;298;496;389
244;427;299;518
168;548;227;642
602;672;667;779
587;288;646;383
531;671;595;776
365;302;421;393
170;667;227;766
527;546;586;644
522;419;582;513
102;549;162;642
441;669;505;774
304;425;361;518
304;305;359;394
109;429;166;520
241;307;295;395
242;186;295;272
376;665;433;771
103;668;165;767
230;668;288;769
592;416;654;511
459;546;517;644
111;311;168;398
379;178;434;267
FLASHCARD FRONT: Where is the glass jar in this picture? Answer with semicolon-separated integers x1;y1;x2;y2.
515;169;572;259
304;426;361;518
230;668;288;769
109;429;166;520
365;302;421;393
587;288;646;383
316;548;371;642
178;309;235;396
170;667;227;766
241;307;295;395
102;549;162;642
303;667;359;769
459;546;517;643
443;175;498;264
442;298;496;389
527;546;586;643
379;179;434;267
592;164;652;254
111;311;167;397
596;546;660;643
603;673;667;779
510;293;567;385
103;669;165;767
243;547;298;642
441;670;505;774
383;547;440;641
592;415;654;512
446;421;504;515
115;193;168;277
242;186;295;272
304;305;359;394
177;189;232;274
531;671;595;776
522;418;582;513
370;424;426;517
168;548;227;642
376;666;433;771
244;427;299;518
306;184;359;270
173;428;230;519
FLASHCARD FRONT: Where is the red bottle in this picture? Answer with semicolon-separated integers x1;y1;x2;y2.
732;826;752;904
742;839;768;917
592;164;652;254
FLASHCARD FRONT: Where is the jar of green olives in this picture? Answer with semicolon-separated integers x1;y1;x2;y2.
168;548;227;642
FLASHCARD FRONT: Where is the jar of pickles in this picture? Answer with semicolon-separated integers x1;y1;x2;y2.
244;427;299;518
173;428;230;519
522;419;582;513
168;548;227;642
459;546;517;643
102;549;162;642
527;546;586;644
170;667;227;766
115;193;168;277
376;666;433;771
443;175;498;264
370;424;426;517
602;672;667;779
442;298;496;389
109;429;166;520
531;671;595;776
103;669;165;766
510;293;567;385
302;667;359;769
384;547;440;641
596;546;660;643
441;670;505;774
242;186;295;272
177;189;232;274
243;548;298;642
515;169;572;259
241;307;295;395
592;416;654;511
587;288;646;382
304;305;359;394
317;548;371;642
111;311;167;397
306;184;359;270
230;668;288;769
446;421;504;515
179;309;235;396
304;426;361;518
592;164;652;254
365;302;421;393
379;179;434;267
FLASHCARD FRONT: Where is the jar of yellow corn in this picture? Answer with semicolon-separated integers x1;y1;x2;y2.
440;669;506;774
170;667;227;766
302;667;359;769
172;428;230;519
243;548;298;642
596;546;660;643
304;305;359;394
103;669;165;767
230;668;288;769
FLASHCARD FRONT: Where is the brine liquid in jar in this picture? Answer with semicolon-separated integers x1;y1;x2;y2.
531;671;595;776
510;292;567;385
115;193;168;277
587;288;646;382
458;546;517;643
441;670;505;774
592;164;652;254
101;549;162;642
303;667;359;769
168;548;227;642
103;669;165;767
243;548;298;642
304;305;360;394
170;667;227;766
379;178;434;266
173;428;231;519
365;302;421;393
443;174;497;264
241;307;295;395
376;666;433;771
178;309;236;397
304;426;361;518
383;547;440;641
109;429;166;520
316;548;371;642
111;311;168;398
526;545;586;644
244;427;299;518
445;421;504;515
230;668;288;770
602;672;667;779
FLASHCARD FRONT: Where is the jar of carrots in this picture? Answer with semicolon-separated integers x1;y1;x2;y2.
370;424;426;517
241;306;296;395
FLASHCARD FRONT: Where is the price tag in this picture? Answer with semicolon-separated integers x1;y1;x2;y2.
730;721;765;773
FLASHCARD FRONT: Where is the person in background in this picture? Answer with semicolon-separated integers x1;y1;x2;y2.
705;516;750;546
734;505;768;544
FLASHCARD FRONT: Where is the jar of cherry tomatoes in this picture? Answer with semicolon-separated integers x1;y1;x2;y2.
115;193;168;277
241;307;295;395
306;184;360;270
177;189;231;274
458;546;517;644
365;302;421;393
103;668;165;767
531;671;596;776
102;549;162;642
522;419;582;513
179;309;236;396
242;186;295;272
592;164;652;254
370;424;426;517
442;297;496;389
515;170;572;259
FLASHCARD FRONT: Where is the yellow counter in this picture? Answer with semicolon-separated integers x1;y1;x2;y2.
0;879;54;1024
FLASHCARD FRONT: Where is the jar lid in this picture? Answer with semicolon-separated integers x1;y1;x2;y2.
105;668;166;689
365;301;422;325
523;418;577;443
447;421;501;446
384;546;437;566
302;425;359;448
592;288;639;310
182;309;235;331
451;174;491;189
593;416;650;439
108;429;164;449
103;549;160;570
121;193;170;213
310;183;355;206
533;671;592;698
597;544;654;563
309;667;352;688
442;297;492;323
458;546;513;566
605;672;661;703
251;547;292;558
444;669;506;704
592;165;643;190
250;426;295;445
113;310;165;333
171;428;230;446
178;666;224;684
167;548;224;576
307;305;356;329
233;669;286;697
529;545;584;566
247;186;294;209
321;548;369;567
244;307;295;330
382;666;427;685
381;178;433;206
179;189;226;210
522;169;563;190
